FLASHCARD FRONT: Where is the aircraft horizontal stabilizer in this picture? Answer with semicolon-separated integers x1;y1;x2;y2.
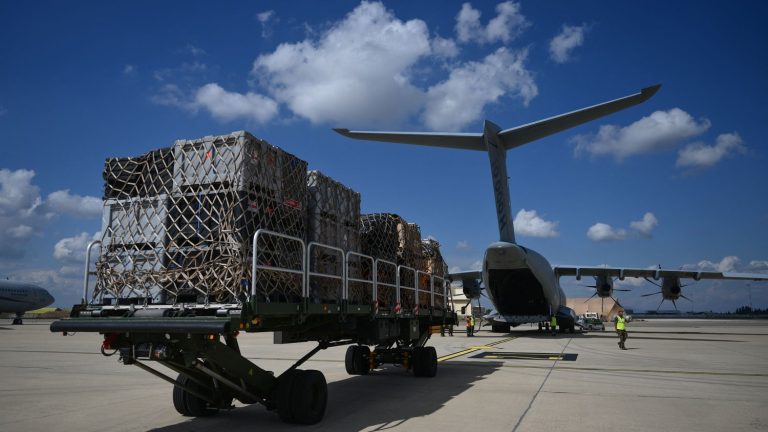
498;84;661;150
333;129;484;151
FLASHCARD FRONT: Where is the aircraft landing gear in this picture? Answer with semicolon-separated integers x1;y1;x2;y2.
12;314;23;325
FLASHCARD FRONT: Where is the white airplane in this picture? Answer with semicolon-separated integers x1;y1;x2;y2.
0;280;55;324
335;84;768;332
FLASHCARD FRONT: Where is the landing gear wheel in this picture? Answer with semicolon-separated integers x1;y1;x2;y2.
172;374;218;417
12;317;22;325
344;345;370;375
276;369;327;425
412;347;437;378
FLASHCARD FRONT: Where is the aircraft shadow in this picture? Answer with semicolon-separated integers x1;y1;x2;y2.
475;329;742;343
0;326;13;331
150;361;503;431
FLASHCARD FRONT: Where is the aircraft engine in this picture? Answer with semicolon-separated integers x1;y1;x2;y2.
461;278;482;299
643;276;690;310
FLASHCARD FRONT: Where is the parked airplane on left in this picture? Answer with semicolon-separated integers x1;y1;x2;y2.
0;280;55;324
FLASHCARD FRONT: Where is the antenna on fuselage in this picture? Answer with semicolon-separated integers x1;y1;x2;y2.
335;84;661;243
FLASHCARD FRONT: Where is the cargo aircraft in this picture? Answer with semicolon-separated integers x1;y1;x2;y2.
0;280;55;324
336;84;768;332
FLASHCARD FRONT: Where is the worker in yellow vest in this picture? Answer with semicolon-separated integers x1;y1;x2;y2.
615;309;628;350
550;315;557;336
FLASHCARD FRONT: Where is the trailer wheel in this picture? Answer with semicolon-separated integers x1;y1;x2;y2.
412;347;437;377
172;374;218;417
292;370;327;425
277;369;327;425
344;345;370;375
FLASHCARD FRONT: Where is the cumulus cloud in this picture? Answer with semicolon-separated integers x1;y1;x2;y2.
549;24;588;63
0;169;100;259
180;44;206;57
749;260;768;270
53;232;100;263
696;256;741;272
455;1;529;44
676;133;746;169
586;223;626;241
629;212;658;237
193;83;279;123
423;47;537;130
45;190;102;218
573;108;710;161
123;64;137;76
513;209;559;238
456;240;471;251
431;36;459;58
256;10;277;38
253;1;430;127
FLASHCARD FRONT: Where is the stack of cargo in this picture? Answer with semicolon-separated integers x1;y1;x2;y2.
306;170;361;303
96;131;308;304
359;213;424;270
420;239;448;309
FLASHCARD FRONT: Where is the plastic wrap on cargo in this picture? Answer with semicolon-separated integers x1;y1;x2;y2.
95;131;308;304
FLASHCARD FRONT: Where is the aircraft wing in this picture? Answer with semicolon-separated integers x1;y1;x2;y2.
498;84;661;150
553;265;768;281
448;270;483;282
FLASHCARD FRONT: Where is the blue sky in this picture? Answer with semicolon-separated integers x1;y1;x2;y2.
1;1;766;311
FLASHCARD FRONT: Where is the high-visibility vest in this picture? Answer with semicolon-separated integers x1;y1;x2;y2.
616;316;626;330
470;316;475;326
550;316;557;327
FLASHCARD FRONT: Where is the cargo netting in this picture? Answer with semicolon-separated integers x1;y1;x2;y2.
96;131;308;304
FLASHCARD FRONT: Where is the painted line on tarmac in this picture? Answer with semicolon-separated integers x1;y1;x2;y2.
437;336;517;362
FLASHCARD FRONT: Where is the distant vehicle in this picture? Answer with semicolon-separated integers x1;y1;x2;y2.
583;318;604;331
0;280;55;324
584;312;599;320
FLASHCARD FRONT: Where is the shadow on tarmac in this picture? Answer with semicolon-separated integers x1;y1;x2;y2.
477;329;744;343
150;361;503;431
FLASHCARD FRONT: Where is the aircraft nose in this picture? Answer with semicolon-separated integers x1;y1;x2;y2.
43;292;55;306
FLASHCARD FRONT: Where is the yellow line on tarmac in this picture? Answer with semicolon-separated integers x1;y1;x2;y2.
438;336;517;362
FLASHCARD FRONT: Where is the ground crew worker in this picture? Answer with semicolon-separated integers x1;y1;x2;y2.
615;309;628;350
470;315;475;336
550;315;557;336
466;315;472;337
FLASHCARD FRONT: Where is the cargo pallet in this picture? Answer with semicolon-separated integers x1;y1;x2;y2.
51;229;456;425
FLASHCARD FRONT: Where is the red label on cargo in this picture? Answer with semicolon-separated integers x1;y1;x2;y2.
283;199;302;210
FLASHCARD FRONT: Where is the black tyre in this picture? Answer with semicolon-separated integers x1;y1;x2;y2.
173;374;218;417
276;369;300;423
291;370;328;425
345;345;370;375
411;347;425;377
345;346;357;375
422;347;438;378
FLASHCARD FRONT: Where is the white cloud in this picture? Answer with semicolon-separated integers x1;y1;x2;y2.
180;44;206;57
676;133;746;169
123;64;137;76
423;47;537;131
573;108;710;161
749;260;768;270
586;223;626;241
455;1;529;44
431;36;459;58
629;212;658;237
53;232;100;263
0;168;101;259
696;256;741;272
257;10;277;38
456;240;471;251
513;209;559;238
45;190;102;218
549;24;588;63
253;1;430;127
193;83;278;123
615;277;646;288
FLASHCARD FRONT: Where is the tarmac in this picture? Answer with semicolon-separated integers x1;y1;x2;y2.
1;318;767;431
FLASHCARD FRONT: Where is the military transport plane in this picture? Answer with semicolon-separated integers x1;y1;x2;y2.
336;84;767;333
0;280;55;324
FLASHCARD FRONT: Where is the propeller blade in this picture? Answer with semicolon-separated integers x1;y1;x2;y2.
580;285;597;288
672;299;678;311
641;291;662;297
615;289;632;292
681;294;693;302
584;292;599;302
644;277;662;288
656;298;665;312
611;296;623;308
601;297;604;314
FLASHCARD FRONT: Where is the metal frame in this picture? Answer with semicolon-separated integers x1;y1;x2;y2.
306;241;345;303
397;265;416;316
344;251;374;304
82;240;102;304
374;259;397;312
251;229;306;299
